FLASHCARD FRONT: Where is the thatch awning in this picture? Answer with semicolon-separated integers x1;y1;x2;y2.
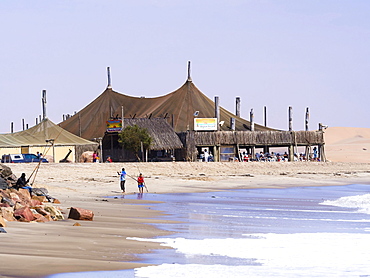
192;130;324;146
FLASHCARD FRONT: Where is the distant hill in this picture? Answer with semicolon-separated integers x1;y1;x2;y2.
324;127;370;163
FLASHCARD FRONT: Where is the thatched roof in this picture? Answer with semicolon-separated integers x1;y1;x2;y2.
59;79;274;140
124;118;183;150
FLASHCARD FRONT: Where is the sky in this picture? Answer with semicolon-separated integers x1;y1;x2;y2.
1;0;369;133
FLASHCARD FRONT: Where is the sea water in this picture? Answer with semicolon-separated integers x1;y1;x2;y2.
48;184;370;278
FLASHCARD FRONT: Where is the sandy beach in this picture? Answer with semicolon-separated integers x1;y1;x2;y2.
0;126;370;277
0;161;369;277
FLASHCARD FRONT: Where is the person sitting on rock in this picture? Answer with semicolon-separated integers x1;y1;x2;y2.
15;173;32;195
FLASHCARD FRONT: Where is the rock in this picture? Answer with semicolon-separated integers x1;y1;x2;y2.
30;199;42;207
0;198;14;207
80;151;93;163
44;204;64;220
68;207;94;221
32;188;49;196
32;195;47;203
53;198;61;204
14;206;36;222
33;213;51;222
0;207;15;221
0;227;6;233
9;192;21;203
73;222;81;226
0;177;8;190
0;215;6;227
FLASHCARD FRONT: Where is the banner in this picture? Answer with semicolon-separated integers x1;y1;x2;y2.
106;120;122;132
194;118;218;131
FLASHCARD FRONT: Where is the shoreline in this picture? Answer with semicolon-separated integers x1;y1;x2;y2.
1;162;370;277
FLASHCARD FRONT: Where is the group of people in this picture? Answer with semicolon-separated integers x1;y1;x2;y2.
117;168;146;194
241;147;319;162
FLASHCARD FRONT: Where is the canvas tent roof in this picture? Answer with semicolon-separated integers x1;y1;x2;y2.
0;119;98;148
59;79;274;140
123;118;183;150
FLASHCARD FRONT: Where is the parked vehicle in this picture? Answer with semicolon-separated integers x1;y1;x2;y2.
1;154;48;163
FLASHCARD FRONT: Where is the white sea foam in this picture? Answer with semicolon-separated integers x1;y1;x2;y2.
321;193;370;214
130;233;370;277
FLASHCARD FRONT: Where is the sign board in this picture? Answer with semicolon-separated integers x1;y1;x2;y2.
194;118;218;131
106;120;122;132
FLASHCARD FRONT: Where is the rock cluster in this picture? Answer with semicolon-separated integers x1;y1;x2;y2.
0;163;94;231
0;188;64;227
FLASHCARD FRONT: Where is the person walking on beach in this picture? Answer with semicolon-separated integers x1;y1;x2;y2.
117;168;126;193
137;173;145;194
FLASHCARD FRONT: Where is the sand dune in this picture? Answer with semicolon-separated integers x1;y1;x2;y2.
324;126;370;163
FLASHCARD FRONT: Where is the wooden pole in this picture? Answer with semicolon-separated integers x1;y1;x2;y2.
22;119;25;130
107;67;112;89
250;109;254;131
305;107;309;131
264;106;267;127
215;96;220;131
235;97;240;117
121;106;124;130
78;114;81;137
42;90;47;120
288;106;293;131
230;118;236;131
11;122;13;133
187;61;192;82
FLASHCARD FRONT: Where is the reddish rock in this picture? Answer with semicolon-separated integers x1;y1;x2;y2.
68;207;94;221
33;213;51;222
53;198;61;204
30;199;42;207
14;206;36;222
0;203;10;208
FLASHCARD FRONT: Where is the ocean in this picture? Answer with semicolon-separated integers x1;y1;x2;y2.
48;184;370;278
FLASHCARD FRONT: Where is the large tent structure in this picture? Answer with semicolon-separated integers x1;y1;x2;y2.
59;78;273;141
0;119;97;162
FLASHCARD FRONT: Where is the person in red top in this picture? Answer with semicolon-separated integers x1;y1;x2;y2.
137;173;145;193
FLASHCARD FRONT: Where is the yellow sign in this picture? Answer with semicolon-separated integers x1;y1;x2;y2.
194;118;217;131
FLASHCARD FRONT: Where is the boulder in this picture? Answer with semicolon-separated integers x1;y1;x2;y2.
0;215;6;227
30;199;42;207
0;177;8;190
44;204;64;220
68;207;94;221
0;207;15;221
14;206;36;222
32;195;47;203
80;151;93;163
33;213;52;222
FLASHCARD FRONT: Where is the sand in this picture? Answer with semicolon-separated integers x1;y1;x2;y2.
1;126;370;277
324;126;370;163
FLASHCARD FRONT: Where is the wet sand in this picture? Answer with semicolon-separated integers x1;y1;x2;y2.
1;162;370;277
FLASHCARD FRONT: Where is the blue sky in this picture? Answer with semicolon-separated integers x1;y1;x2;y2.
1;0;369;133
